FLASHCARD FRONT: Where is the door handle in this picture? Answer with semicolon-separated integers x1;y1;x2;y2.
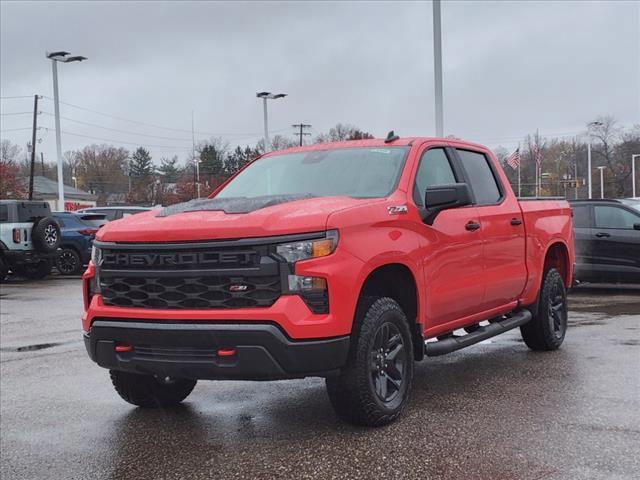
595;232;610;238
510;218;522;226
465;221;481;231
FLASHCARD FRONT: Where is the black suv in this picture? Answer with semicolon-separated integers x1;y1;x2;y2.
570;199;640;283
0;200;62;282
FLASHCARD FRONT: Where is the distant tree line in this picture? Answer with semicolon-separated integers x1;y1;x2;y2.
2;118;637;205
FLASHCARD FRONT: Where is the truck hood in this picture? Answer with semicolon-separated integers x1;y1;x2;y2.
97;196;372;243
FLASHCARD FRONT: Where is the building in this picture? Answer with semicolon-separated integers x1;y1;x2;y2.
24;176;97;211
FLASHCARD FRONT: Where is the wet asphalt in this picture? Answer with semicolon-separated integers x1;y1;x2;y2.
0;277;639;480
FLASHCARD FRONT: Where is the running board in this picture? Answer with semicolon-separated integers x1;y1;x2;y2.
424;309;532;357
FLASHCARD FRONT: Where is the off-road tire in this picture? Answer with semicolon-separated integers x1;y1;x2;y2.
110;370;197;408
520;268;568;351
0;257;8;283
31;217;61;253
19;260;53;280
56;248;82;275
326;297;414;427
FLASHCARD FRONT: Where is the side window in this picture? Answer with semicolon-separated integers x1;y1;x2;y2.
571;205;591;228
456;149;502;205
414;148;457;206
594;206;639;229
0;205;8;223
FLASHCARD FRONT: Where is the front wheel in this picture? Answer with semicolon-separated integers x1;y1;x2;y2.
110;370;197;408
0;257;8;283
326;297;414;427
520;268;568;351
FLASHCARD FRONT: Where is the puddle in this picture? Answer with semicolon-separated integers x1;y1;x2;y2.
1;342;62;352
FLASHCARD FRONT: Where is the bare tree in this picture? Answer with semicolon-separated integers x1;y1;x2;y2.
588;116;628;196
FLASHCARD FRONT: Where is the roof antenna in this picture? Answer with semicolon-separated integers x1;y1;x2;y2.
384;130;399;143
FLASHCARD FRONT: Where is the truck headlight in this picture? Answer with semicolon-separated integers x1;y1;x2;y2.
91;246;102;266
276;230;338;263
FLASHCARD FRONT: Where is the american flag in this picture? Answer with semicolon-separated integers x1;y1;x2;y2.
533;145;543;168
506;147;521;170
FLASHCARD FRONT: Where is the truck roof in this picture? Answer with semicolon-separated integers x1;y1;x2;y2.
264;137;490;156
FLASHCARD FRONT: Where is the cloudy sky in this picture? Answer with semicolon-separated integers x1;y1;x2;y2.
1;0;638;163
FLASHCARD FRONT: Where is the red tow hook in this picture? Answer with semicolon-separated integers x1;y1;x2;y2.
217;348;236;357
114;344;133;353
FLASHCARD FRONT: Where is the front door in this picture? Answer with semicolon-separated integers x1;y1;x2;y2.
412;146;485;327
592;204;640;282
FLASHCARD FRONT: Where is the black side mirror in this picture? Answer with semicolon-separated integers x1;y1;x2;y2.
634;223;640;231
423;183;472;225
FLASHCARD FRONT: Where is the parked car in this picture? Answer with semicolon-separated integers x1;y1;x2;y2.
52;212;105;275
0;200;61;282
570;199;640;283
76;206;151;222
82;136;574;426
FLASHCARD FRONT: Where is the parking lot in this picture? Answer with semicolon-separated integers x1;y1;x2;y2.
1;277;639;480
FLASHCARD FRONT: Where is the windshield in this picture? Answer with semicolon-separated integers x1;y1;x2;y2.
621;200;640;213
215;147;409;199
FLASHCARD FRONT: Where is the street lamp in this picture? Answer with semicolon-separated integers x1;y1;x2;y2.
256;92;287;152
586;120;603;199
46;51;87;211
432;0;443;137
596;166;606;199
71;176;77;189
632;154;639;198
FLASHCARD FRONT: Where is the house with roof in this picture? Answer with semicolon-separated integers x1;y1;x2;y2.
23;176;97;211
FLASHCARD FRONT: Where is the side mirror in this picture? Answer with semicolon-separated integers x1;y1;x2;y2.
634;223;640;231
423;183;472;225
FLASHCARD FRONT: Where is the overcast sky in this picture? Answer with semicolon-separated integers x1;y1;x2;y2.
1;0;638;164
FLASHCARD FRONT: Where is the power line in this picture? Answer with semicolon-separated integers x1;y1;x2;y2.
0;127;35;133
40;95;285;137
41;128;193;150
0;96;35;100
40;112;193;142
0;111;33;116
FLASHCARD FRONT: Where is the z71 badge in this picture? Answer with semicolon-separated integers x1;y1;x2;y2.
387;205;408;215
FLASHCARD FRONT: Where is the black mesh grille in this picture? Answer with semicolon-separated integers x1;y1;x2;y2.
100;274;281;309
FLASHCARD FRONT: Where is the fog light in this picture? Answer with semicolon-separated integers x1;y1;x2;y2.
287;275;329;314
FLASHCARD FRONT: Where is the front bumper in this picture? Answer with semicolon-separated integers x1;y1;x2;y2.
84;320;350;380
2;249;58;266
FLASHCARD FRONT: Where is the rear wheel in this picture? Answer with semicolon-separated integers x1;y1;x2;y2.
521;268;568;350
326;297;413;427
56;248;82;275
110;370;197;408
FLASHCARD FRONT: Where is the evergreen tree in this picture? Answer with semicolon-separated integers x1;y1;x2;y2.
129;147;153;180
159;155;180;182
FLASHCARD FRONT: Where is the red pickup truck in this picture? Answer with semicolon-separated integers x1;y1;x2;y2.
82;136;574;426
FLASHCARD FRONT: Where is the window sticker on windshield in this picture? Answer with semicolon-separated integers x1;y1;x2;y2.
370;149;391;154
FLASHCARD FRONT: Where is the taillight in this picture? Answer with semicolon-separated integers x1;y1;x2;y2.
79;228;98;236
12;228;21;243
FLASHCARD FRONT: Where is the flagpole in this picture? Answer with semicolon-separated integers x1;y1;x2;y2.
518;162;521;197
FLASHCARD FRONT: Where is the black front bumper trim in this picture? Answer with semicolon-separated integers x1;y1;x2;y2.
84;320;350;380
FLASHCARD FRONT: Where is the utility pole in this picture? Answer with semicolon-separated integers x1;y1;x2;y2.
292;123;312;146
28;94;40;200
432;0;444;137
192;110;200;198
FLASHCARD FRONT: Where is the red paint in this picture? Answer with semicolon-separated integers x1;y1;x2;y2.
114;344;133;352
84;137;574;341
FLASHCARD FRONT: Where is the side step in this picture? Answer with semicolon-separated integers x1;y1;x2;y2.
424;309;532;357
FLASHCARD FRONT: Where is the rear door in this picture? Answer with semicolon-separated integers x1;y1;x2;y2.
413;146;485;326
592;205;640;281
453;148;527;311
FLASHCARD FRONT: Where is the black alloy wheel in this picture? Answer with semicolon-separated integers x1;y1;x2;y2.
371;322;406;403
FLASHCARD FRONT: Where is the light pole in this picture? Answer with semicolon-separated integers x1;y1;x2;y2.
256;92;287;151
432;0;443;137
71;176;77;189
596;166;606;199
47;51;87;210
586;120;603;199
632;154;639;198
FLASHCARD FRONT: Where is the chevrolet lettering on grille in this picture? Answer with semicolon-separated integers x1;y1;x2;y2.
101;251;256;268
